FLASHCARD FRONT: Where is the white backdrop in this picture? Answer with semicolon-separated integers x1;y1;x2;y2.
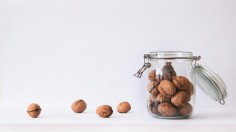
0;0;235;112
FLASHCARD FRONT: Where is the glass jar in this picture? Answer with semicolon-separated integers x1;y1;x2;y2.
134;51;227;119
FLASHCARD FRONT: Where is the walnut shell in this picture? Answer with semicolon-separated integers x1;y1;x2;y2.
158;80;176;97
186;82;194;96
96;105;113;118
171;91;191;107
71;99;87;113
162;62;176;81
173;76;191;91
149;94;158;102
158;103;177;117
157;94;171;103
27;103;41;118
178;103;193;116
117;101;131;113
147;81;159;93
149;86;160;102
149;101;159;114
150;88;160;96
148;70;156;81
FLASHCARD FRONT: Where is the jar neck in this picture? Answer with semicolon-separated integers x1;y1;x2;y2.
149;51;193;60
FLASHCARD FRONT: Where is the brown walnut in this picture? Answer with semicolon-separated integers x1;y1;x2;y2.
157;94;171;103
158;103;177;117
147;81;159;93
171;91;191;107
178;103;193;116
151;88;160;96
117;101;131;113
173;76;191;91
148;70;156;81
149;101;159;114
158;80;176;97
149;94;158;102
161;62;176;81
71;99;87;113
96;105;113;118
27;103;41;118
149;87;159;101
186;82;194;96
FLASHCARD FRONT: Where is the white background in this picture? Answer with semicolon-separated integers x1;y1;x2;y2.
0;0;236;113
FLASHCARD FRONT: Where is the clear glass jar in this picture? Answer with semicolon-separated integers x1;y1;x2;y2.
134;51;227;119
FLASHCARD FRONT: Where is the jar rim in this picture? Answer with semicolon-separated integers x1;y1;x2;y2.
149;51;193;59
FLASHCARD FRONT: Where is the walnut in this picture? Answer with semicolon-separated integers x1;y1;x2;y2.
149;94;158;102
149;85;160;102
148;70;156;81
27;103;41;118
171;91;191;107
157;94;171;103
158;80;176;97
96;105;113;118
148;101;159;114
151;88;159;96
117;101;131;113
147;81;159;93
173;76;191;91
186;82;194;96
158;103;177;117
71;99;87;113
162;62;176;81
178;103;193;116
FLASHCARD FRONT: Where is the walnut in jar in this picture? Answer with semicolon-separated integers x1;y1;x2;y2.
158;103;177;117
157;94;171;103
148;70;156;81
147;80;159;93
178;103;193;116
186;82;194;96
173;76;191;91
149;101;159;114
149;88;159;101
151;88;159;96
149;94;158;102
158;80;176;97
161;62;176;81
171;91;191;107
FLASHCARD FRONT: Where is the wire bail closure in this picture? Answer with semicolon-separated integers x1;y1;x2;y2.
193;56;201;67
134;54;151;78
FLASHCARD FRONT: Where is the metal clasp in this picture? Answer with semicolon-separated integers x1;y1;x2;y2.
134;54;151;78
193;56;201;67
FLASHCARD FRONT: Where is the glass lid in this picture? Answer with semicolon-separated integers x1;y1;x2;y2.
191;64;227;105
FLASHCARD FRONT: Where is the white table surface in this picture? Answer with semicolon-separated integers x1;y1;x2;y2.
0;107;236;132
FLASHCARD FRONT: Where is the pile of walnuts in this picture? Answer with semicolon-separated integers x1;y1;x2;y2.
147;62;193;117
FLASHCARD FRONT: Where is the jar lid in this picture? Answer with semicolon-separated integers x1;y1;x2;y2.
192;64;227;105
